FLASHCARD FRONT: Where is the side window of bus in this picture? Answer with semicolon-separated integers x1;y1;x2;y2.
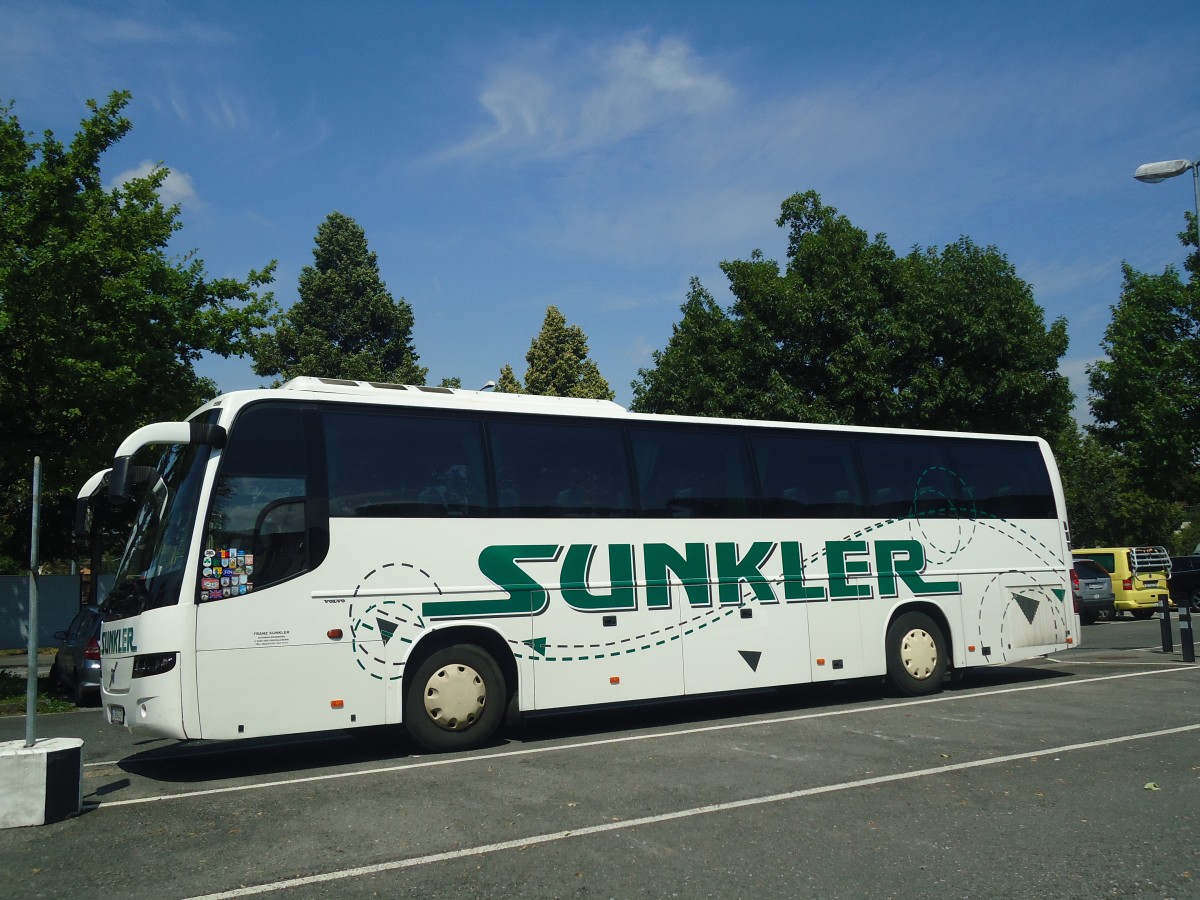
325;410;487;517
631;428;756;517
951;441;1055;519
856;438;960;519
489;420;632;517
205;405;310;595
752;433;865;517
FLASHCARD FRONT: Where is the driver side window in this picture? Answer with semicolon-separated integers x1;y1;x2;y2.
202;404;312;600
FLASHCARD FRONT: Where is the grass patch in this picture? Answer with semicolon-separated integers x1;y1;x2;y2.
0;670;75;716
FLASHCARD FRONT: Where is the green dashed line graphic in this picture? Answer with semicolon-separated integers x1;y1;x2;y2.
506;496;1066;665
347;562;436;682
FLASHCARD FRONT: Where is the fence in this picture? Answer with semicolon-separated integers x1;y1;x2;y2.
0;575;115;649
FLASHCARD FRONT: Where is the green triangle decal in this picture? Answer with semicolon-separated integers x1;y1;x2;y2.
1051;588;1065;602
377;618;397;645
523;636;548;656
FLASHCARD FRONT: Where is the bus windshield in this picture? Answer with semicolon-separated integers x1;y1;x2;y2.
105;440;210;621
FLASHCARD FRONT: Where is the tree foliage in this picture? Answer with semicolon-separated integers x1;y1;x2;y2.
0;91;275;569
501;306;614;400
495;363;522;394
630;278;749;417
1087;220;1199;505
634;191;1074;443
1056;430;1179;547
253;211;426;385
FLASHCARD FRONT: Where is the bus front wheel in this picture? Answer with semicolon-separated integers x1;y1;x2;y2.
885;612;947;696
404;644;505;753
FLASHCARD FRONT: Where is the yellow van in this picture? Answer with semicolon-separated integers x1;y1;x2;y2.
1071;547;1172;619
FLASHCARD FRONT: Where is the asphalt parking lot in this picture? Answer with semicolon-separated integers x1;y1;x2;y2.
2;616;1198;900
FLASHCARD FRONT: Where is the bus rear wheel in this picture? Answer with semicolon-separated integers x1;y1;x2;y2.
404;644;505;753
885;612;947;696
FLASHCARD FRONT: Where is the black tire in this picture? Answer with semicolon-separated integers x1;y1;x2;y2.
404;644;505;753
885;612;948;697
1080;611;1097;626
1131;610;1155;620
1190;589;1200;614
48;660;61;689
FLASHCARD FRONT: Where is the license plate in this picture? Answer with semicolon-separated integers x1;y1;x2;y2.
109;705;125;726
1145;581;1158;588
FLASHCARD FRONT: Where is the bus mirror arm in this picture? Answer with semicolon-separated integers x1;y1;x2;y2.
75;468;112;537
107;421;227;501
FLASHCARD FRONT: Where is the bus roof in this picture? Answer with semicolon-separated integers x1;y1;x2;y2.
188;375;1048;447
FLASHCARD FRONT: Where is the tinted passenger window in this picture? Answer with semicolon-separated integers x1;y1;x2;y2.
326;410;486;517
631;428;755;517
490;420;632;517
951;441;1056;519
1074;559;1111;580
857;438;960;519
753;433;865;517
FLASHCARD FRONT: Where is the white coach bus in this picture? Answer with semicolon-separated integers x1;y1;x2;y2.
88;377;1076;752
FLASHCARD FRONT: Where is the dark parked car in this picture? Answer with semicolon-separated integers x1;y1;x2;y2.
1168;556;1200;613
50;605;102;705
1072;558;1116;625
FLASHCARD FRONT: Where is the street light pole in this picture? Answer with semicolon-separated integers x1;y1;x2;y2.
1134;156;1200;252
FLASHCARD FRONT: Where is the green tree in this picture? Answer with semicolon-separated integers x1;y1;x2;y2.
509;306;614;400
1087;248;1199;505
720;193;906;424
0;91;275;569
897;238;1073;438
253;211;426;385
1056;430;1179;547
634;191;1074;443
495;364;522;393
632;278;750;416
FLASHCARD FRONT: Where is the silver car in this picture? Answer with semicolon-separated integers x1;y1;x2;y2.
51;606;102;705
1072;558;1116;625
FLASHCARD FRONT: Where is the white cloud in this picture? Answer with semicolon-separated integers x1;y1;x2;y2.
110;161;199;209
444;33;733;161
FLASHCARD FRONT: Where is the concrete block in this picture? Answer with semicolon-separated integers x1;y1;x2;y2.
0;737;84;828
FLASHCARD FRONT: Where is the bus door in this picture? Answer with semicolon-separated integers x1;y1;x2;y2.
193;404;377;739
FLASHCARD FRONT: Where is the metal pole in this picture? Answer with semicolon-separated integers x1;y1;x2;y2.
1188;161;1200;268
1179;596;1196;664
25;456;41;748
1191;162;1199;251
1158;592;1173;655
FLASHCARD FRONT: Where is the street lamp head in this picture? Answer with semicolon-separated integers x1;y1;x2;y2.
1134;159;1195;184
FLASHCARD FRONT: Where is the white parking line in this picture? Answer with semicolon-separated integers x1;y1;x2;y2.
185;721;1200;900
87;664;1195;808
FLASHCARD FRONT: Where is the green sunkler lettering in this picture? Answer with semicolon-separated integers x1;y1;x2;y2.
421;538;961;620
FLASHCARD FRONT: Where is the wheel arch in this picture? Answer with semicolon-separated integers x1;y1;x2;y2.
403;625;519;709
886;601;955;667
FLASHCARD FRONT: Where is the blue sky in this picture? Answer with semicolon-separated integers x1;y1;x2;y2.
4;1;1198;420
